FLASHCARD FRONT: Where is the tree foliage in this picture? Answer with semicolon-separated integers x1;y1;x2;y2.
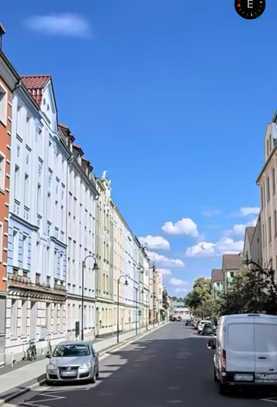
220;266;277;315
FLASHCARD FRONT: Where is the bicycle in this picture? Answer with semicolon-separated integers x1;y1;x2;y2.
24;340;37;361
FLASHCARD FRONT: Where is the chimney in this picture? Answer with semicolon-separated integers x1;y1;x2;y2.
0;24;6;51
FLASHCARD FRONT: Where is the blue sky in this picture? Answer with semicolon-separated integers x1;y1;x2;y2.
1;0;276;296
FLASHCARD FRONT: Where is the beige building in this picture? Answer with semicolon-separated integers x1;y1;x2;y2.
243;221;262;267
222;254;241;292
95;173;114;337
257;115;277;274
211;269;224;298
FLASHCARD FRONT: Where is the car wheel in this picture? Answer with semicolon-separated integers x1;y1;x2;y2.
90;369;97;384
218;382;228;395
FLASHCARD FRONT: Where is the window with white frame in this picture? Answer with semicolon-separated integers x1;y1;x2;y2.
24;174;29;207
14;165;20;201
0;153;5;191
11;299;17;337
0;222;3;262
13;229;19;267
0;84;7;125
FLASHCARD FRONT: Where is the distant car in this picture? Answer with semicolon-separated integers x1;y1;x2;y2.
185;319;192;326
201;322;216;336
46;341;99;384
198;320;211;334
170;315;176;321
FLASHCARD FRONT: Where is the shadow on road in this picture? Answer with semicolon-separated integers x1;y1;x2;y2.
7;324;277;407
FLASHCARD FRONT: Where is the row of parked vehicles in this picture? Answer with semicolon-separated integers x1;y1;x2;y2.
191;318;216;336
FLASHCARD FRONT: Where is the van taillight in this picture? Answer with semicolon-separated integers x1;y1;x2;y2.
221;349;226;371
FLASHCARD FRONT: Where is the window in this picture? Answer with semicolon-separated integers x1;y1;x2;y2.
0;154;5;191
37;184;42;214
14;165;20;200
21;300;28;336
35;273;40;285
22;234;28;270
0;84;7;125
0;222;3;262
13;229;19;267
267;176;270;202
11;300;17;337
269;216;272;243
273;168;276;196
24;174;29;207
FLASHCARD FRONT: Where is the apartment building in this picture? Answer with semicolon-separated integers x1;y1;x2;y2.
59;124;98;341
222;253;241;292
211;268;224;298
0;48;18;365
257;115;277;274
6;74;68;363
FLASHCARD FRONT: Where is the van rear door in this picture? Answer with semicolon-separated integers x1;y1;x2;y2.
254;323;277;374
227;322;255;372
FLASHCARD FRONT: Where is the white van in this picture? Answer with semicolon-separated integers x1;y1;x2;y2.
209;314;277;394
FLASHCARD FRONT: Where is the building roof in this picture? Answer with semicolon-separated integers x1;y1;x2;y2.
222;254;241;270
21;75;50;105
211;269;223;283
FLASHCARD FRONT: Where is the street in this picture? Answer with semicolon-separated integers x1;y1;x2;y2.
7;322;277;407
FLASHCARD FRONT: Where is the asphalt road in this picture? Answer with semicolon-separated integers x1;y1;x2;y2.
8;322;277;407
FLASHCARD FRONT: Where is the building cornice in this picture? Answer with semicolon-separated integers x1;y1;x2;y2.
257;146;277;184
10;212;39;231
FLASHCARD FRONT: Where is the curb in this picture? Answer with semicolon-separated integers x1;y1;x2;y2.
0;322;168;405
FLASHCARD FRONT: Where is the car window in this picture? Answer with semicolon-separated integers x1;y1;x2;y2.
53;344;91;357
255;324;277;353
228;324;254;352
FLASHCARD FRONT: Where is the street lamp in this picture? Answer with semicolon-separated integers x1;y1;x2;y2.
117;275;129;344
81;254;99;341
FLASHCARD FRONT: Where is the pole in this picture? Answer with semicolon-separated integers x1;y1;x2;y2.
81;261;84;340
117;279;120;344
135;287;138;336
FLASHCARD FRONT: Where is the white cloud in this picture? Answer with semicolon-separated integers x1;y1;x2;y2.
240;207;260;217
139;235;170;251
162;218;199;237
25;13;92;38
147;251;185;268
185;237;243;258
185;241;216;257
157;268;172;277
169;277;188;287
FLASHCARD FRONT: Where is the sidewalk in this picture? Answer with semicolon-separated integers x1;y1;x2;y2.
0;322;166;405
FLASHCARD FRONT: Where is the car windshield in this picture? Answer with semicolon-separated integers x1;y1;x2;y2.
53;344;90;357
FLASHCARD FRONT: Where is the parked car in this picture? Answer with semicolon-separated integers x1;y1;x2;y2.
208;314;277;395
198;320;211;334
170;315;176;321
185;319;192;326
46;341;99;384
201;322;216;336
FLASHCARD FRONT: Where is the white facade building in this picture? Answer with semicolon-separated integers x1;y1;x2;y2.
6;76;68;363
58;124;98;342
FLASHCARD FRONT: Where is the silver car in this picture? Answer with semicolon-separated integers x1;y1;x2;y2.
46;341;99;384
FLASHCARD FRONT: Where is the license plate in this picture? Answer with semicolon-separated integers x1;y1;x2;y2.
256;373;277;382
234;374;254;382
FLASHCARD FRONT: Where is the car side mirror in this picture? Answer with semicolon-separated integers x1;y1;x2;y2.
46;352;51;358
207;338;216;350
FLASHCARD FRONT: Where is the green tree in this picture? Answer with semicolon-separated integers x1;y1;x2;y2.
220;265;277;315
